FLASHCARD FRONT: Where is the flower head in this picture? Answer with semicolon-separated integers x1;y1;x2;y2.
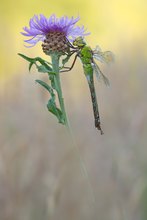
21;14;90;54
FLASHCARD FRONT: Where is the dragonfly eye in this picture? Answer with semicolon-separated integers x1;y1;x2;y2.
73;37;86;47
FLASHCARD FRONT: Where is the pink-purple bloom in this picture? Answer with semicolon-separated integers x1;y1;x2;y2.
21;14;90;47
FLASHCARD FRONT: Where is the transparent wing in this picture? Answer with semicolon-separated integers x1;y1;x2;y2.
93;46;114;64
92;61;110;86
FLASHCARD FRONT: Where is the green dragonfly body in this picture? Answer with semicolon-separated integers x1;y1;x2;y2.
73;38;103;134
62;37;114;134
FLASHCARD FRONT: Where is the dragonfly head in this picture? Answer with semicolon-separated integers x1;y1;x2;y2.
73;37;86;48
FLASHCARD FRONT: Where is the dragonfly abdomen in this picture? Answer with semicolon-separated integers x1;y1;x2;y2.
88;76;104;135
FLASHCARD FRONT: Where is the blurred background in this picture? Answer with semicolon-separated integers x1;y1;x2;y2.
0;0;147;219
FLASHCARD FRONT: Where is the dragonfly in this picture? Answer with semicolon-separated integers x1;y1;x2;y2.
61;37;114;134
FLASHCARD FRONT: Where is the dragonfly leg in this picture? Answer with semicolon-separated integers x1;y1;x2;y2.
63;38;79;50
60;54;78;73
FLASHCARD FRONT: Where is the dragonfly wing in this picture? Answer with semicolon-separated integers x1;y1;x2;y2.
93;46;114;64
92;62;110;86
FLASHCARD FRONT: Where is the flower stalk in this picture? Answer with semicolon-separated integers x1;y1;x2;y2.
51;53;70;128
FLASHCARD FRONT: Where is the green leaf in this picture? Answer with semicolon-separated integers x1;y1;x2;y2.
18;53;53;73
47;99;65;124
49;75;57;91
34;57;52;71
35;79;64;124
29;62;34;71
18;53;34;63
35;65;57;75
35;79;54;96
37;65;51;73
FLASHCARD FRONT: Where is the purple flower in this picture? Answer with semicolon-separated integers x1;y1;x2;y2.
21;14;90;47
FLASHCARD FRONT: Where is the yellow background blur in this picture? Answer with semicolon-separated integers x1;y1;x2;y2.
0;0;147;79
0;0;147;220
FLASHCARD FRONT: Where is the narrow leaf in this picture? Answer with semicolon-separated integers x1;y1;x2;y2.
18;53;34;63
36;65;51;73
29;62;34;71
47;100;64;124
35;79;54;96
18;53;53;73
35;57;52;71
49;75;56;90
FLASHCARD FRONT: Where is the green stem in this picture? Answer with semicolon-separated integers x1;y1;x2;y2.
51;54;95;205
51;53;70;128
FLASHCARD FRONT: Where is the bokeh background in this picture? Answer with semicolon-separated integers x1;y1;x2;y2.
0;0;147;219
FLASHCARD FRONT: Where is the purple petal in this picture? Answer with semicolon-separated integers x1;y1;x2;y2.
21;14;90;47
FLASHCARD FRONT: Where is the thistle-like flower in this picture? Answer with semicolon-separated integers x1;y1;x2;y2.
21;14;89;55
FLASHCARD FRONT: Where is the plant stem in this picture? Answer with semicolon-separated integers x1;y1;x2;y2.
51;53;95;205
51;53;70;128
